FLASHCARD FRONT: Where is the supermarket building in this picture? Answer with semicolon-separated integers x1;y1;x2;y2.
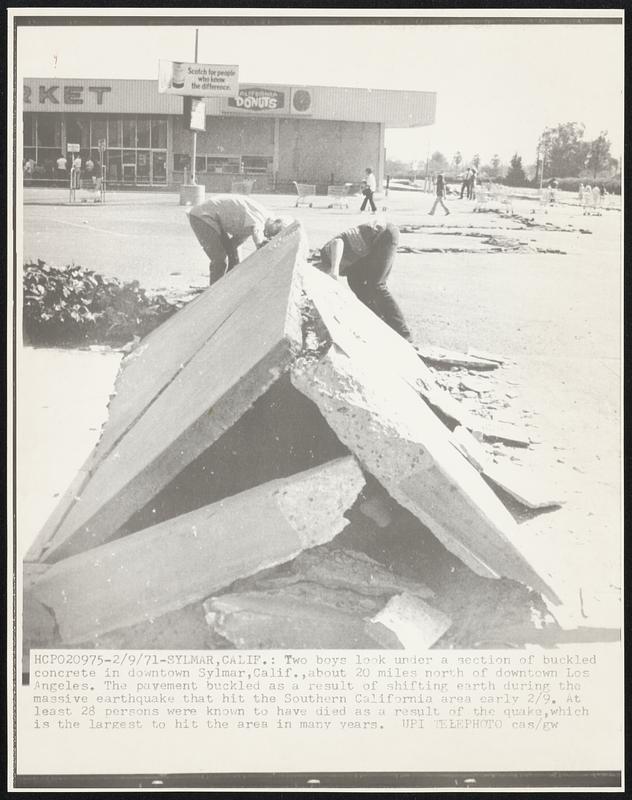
22;78;435;191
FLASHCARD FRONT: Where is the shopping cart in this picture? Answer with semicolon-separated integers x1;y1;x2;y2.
293;181;316;207
231;179;256;195
327;184;351;209
78;176;105;204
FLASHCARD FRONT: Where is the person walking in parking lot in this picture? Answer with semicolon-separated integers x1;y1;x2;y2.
360;167;377;213
428;172;450;216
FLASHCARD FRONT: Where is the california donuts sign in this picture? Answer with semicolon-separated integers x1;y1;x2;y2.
228;87;286;111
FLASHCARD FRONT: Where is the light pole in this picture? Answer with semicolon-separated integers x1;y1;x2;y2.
190;28;199;185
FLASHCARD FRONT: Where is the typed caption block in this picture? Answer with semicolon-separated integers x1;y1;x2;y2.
28;649;602;734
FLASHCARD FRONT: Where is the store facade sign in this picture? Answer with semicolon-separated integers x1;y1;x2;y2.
23;84;112;106
158;60;239;97
227;87;286;112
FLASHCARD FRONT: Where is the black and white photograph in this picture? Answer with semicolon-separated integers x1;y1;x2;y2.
9;8;624;790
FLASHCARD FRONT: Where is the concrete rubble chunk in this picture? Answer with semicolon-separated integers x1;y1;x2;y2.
450;425;488;471
450;425;563;510
86;603;229;650
29;456;365;644
467;347;506;364
482;461;564;510
417;346;499;371
204;582;401;649
292;335;559;603
474;418;532;447
28;223;309;564
369;593;452;648
288;546;435;599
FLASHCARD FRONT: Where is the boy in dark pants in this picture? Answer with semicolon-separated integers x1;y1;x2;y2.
318;222;412;341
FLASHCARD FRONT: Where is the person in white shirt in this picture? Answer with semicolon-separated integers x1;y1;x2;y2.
188;194;293;285
360;167;377;213
56;154;67;178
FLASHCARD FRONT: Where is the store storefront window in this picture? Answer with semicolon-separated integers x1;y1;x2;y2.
205;156;241;174
24;114;36;147
122;119;136;149
24;113;168;184
91;118;107;147
23;115;37;166
66;117;90;152
151;119;167;149
137;119;151;148
241;156;273;174
106;150;122;183
34;116;62;172
100;117;168;184
108;118;121;148
37;116;61;148
174;154;191;172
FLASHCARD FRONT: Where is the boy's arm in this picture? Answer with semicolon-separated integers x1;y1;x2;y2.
326;237;345;279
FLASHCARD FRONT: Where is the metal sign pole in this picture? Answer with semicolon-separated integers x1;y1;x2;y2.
190;28;199;185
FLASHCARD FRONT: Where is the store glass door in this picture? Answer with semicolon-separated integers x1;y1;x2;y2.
152;151;167;184
137;150;151;184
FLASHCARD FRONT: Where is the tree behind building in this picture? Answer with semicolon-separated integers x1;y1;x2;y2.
505;153;527;186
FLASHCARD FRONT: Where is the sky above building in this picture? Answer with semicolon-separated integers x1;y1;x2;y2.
15;11;624;169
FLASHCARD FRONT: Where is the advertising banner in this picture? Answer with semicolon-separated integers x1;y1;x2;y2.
227;86;287;112
223;85;314;116
158;60;239;97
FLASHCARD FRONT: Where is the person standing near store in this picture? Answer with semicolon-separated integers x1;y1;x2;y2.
360;167;377;213
428;172;450;216
188;194;293;285
318;220;413;341
460;168;472;199
56;153;67;180
72;154;82;188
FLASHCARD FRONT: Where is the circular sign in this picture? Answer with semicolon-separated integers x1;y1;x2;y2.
292;89;311;112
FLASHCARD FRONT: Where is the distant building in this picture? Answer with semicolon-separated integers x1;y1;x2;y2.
22;78;436;190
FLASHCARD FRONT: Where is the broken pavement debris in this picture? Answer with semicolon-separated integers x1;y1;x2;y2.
29;457;364;645
370;593;452;649
26;220;578;652
416;346;499;371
